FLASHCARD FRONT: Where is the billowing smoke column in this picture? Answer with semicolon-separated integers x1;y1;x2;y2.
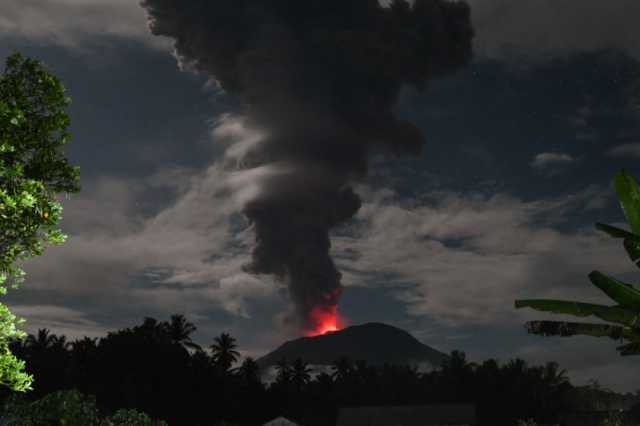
141;0;473;335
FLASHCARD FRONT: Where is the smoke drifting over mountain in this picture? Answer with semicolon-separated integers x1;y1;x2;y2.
140;0;473;333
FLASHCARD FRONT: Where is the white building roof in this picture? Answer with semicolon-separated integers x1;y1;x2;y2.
263;416;301;426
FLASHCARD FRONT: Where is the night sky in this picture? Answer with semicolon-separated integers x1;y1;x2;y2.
1;0;640;392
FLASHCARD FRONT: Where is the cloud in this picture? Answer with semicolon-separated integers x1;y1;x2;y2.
530;152;575;169
8;305;109;342
0;0;172;52
529;152;578;177
5;0;640;63
467;0;640;61
332;182;629;327
606;142;640;159
381;0;640;61
5;162;276;337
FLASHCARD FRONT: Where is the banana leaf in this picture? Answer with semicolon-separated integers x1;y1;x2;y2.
595;222;640;242
614;170;640;235
594;223;640;268
514;299;639;327
524;320;630;340
623;237;640;265
588;271;640;310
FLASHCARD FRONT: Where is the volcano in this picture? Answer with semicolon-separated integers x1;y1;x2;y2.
256;322;449;371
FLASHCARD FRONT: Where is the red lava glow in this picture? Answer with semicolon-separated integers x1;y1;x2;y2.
305;305;344;336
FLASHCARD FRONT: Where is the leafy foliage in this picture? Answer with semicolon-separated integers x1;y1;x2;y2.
515;170;640;355
0;388;167;425
0;51;80;393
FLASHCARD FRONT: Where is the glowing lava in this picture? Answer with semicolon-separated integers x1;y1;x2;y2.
305;305;343;336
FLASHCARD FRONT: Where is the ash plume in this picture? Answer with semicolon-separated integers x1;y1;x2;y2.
140;0;474;332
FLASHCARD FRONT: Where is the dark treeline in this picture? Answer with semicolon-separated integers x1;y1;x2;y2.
0;314;636;426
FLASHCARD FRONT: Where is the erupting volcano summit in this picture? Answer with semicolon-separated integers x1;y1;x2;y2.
141;0;474;333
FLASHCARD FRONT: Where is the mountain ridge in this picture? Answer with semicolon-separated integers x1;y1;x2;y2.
257;322;450;370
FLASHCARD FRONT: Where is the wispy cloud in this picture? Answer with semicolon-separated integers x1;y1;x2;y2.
606;143;640;159
529;152;578;178
467;0;640;61
530;152;575;169
8;162;275;336
333;182;627;327
0;0;172;52
382;0;640;60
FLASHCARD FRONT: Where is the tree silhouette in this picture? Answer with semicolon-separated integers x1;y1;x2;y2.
331;356;353;384
67;337;99;395
25;329;56;352
274;357;291;386
50;334;72;352
134;317;170;345
162;314;201;352
236;356;261;387
209;332;240;373
290;358;312;392
541;361;569;389
0;314;593;426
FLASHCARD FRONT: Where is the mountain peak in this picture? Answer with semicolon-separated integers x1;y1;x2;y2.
257;322;449;370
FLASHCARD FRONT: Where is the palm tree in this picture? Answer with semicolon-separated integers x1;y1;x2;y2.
134;317;169;344
441;350;474;378
331;356;353;383
68;337;98;388
209;332;240;372
314;371;334;390
504;358;528;377
190;347;211;368
274;357;291;386
541;361;569;389
236;357;261;386
162;314;201;352
70;336;98;353
50;334;71;352
290;358;312;391
515;170;640;356
25;328;56;352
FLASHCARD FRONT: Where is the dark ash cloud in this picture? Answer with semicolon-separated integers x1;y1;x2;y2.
140;0;473;332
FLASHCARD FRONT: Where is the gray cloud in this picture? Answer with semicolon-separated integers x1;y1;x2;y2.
468;0;640;61
383;0;640;60
606;142;640;159
332;182;628;327
0;0;172;52
5;0;639;64
5;163;278;339
530;152;575;169
529;152;579;178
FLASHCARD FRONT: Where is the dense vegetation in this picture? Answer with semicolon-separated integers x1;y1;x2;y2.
1;314;638;426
